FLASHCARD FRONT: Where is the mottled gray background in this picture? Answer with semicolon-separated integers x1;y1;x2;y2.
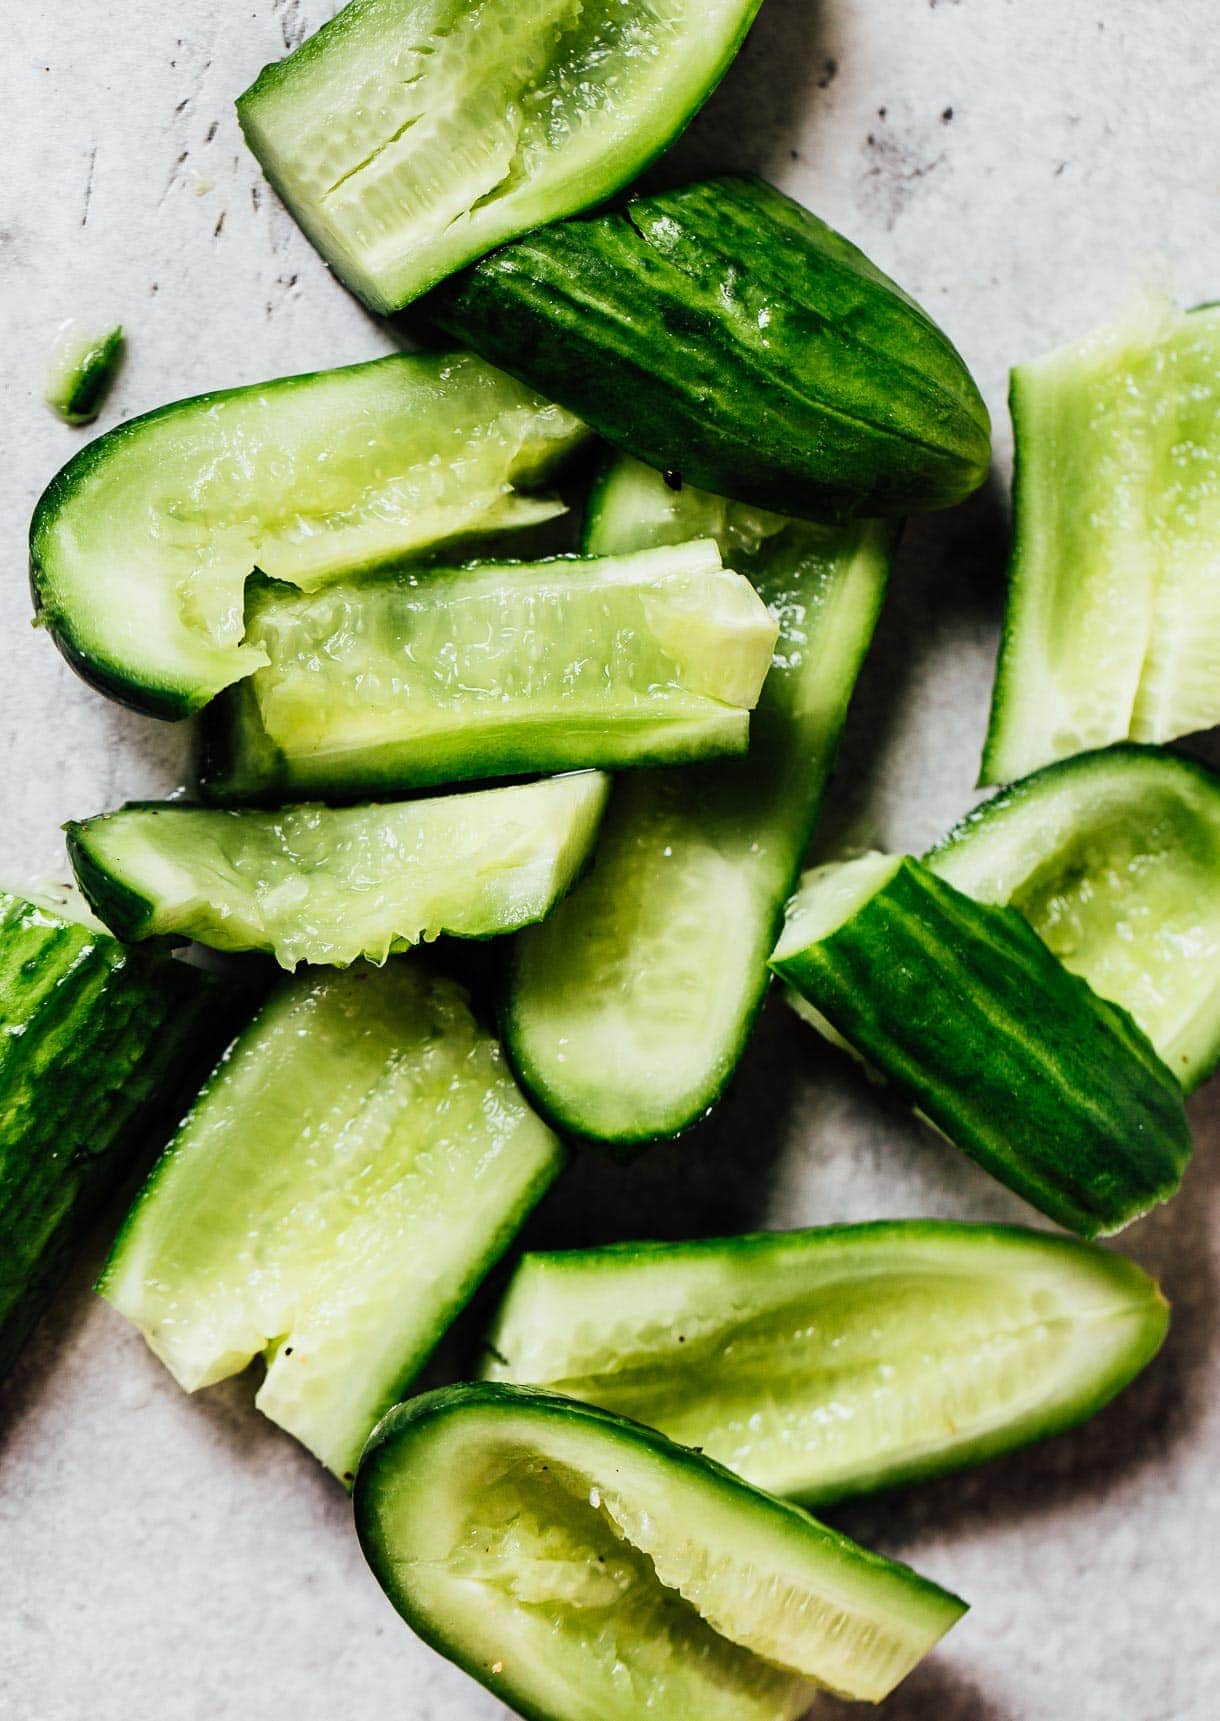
1;3;1217;1718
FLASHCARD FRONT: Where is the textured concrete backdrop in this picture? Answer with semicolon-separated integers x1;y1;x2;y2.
1;3;1217;1718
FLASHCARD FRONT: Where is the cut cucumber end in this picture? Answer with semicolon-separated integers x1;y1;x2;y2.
773;852;902;959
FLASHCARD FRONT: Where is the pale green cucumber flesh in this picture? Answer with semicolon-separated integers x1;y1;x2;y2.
925;744;1220;1090
198;539;777;802
100;964;562;1479
44;321;124;425
774;856;1192;1237
982;298;1220;782
30;351;586;717
355;1383;966;1717
238;0;764;313
67;773;608;969
482;1221;1168;1504
503;456;894;1143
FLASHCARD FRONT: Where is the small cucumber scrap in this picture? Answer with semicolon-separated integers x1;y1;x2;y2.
0;886;241;1377
503;457;895;1142
30;351;586;718
44;320;124;425
101;963;562;1479
926;744;1220;1091
484;1222;1168;1505
67;773;608;969
199;539;778;803
432;176;991;521
772;855;1191;1236
238;0;764;313
355;1383;967;1716
982;297;1220;782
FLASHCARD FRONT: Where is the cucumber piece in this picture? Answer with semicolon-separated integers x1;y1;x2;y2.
0;889;241;1377
926;745;1220;1091
982;298;1220;782
432;176;991;521
772;855;1191;1237
237;0;764;314
483;1222;1168;1506
67;773;609;969
30;351;586;718
355;1382;966;1714
198;539;778;803
44;321;124;426
101;962;562;1479
503;456;894;1142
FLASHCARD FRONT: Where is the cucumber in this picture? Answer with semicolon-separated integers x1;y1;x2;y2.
0;887;240;1377
431;176;991;521
355;1383;967;1715
926;745;1220;1091
982;298;1220;782
66;773;609;969
44;321;124;426
198;539;778;803
483;1222;1168;1506
772;854;1191;1237
100;962;562;1479
30;351;587;718
503;456;894;1143
237;0;764;314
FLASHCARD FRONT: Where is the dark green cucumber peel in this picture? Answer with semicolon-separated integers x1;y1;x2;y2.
197;540;777;803
502;456;897;1144
924;743;1220;1092
483;1221;1169;1506
772;856;1191;1236
45;323;125;426
0;891;243;1377
431;176;990;521
355;1382;967;1718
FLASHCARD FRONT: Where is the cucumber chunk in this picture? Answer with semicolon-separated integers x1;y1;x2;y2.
926;745;1220;1091
483;1222;1168;1505
432;176;991;520
982;298;1220;782
355;1383;967;1714
101;963;562;1479
67;774;609;969
44;320;124;426
0;889;241;1377
199;539;778;803
237;0;764;313
503;456;894;1142
30;351;586;718
773;855;1192;1237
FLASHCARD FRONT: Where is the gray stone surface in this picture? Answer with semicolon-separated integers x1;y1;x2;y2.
1;2;1217;1718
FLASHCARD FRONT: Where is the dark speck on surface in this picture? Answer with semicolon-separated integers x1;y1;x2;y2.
816;57;838;89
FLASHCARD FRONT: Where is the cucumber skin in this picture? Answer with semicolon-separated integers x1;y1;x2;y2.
238;4;765;315
431;177;990;522
773;860;1192;1237
484;1221;1169;1505
64;808;166;946
925;743;1220;1092
356;1381;966;1720
0;894;244;1377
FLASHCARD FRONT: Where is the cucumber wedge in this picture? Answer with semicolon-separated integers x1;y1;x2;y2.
772;855;1192;1237
237;0;764;314
982;298;1220;782
198;540;778;803
355;1383;967;1715
101;963;562;1479
483;1222;1168;1505
926;745;1220;1091
432;176;991;520
67;774;608;969
44;320;124;426
30;351;586;718
0;887;241;1377
503;457;894;1143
